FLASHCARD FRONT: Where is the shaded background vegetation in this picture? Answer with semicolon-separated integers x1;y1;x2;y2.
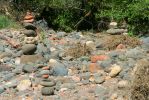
0;0;149;34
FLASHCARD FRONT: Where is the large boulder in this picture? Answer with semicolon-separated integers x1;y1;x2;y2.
22;44;36;55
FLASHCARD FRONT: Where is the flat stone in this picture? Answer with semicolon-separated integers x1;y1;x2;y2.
40;79;56;87
41;87;54;95
22;44;36;55
20;54;45;64
106;29;126;35
24;23;37;30
23;64;37;73
22;30;36;37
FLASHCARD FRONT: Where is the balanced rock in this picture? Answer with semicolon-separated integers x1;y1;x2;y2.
23;64;37;73
41;87;54;95
24;23;37;30
40;79;56;87
106;29;126;35
22;30;36;37
22;44;36;55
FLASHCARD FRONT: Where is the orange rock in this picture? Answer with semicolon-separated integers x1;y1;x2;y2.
89;63;99;73
24;15;34;20
91;55;109;63
24;19;34;23
116;44;125;49
42;66;50;70
42;74;49;78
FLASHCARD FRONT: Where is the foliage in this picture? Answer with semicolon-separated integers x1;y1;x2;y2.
3;0;149;34
96;0;149;34
0;14;20;29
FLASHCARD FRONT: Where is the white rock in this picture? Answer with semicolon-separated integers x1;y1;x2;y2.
15;57;20;65
17;79;31;91
109;64;122;77
109;21;118;28
86;41;96;50
118;80;128;88
48;59;58;66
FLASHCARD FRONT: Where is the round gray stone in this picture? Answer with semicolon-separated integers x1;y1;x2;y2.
22;44;36;55
23;64;37;73
22;30;36;37
52;63;68;76
41;87;54;95
24;23;37;30
40;79;56;87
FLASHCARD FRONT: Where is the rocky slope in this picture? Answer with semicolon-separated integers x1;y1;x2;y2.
0;22;148;100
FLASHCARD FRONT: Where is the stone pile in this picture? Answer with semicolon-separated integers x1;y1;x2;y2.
106;21;128;35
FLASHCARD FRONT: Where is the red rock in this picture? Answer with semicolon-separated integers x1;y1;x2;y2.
91;55;109;63
89;63;99;73
42;66;50;70
24;15;34;20
42;74;49;78
116;44;125;49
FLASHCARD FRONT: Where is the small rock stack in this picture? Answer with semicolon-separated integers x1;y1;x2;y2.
106;21;128;35
22;11;37;55
40;78;56;95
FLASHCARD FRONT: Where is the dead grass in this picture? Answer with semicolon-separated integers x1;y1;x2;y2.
131;59;149;100
64;42;91;58
102;35;141;50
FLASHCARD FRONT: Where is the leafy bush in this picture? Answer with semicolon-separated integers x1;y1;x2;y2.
96;0;149;34
0;14;20;29
9;0;149;34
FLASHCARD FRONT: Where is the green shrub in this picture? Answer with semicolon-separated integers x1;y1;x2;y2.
0;14;20;29
10;0;149;34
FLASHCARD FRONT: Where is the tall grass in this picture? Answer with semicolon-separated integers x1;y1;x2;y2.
0;14;20;29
